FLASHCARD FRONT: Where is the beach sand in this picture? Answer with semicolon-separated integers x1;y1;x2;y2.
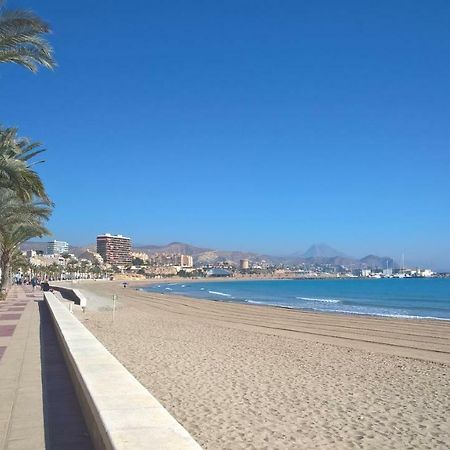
70;280;450;449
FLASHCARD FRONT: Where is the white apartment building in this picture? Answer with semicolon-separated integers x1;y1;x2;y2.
47;240;69;255
176;254;194;267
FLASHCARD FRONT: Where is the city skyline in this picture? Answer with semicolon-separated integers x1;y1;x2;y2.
28;235;446;272
4;0;450;271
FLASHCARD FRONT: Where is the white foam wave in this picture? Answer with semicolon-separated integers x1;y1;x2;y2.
165;287;172;291
245;300;295;309
208;291;232;297
296;296;341;304
323;309;450;321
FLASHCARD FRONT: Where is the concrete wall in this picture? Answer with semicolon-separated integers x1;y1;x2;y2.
49;285;87;308
44;292;202;450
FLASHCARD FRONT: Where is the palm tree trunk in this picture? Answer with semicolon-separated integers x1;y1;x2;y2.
0;250;12;292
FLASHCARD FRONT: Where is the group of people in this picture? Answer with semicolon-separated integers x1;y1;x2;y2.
13;274;50;291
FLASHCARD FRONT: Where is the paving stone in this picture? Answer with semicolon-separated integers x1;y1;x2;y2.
0;325;16;337
0;286;94;450
0;315;21;321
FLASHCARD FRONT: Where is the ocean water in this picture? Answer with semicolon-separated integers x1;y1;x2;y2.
143;278;450;320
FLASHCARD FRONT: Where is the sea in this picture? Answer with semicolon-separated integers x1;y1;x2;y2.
143;278;450;321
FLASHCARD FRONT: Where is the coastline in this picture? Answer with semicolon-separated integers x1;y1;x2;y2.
68;280;450;449
141;277;450;322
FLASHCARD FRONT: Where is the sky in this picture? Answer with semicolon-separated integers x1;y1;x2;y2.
2;0;450;269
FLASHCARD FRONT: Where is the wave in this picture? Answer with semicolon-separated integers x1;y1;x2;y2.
247;300;450;320
320;308;450;321
245;299;296;310
165;287;172;291
208;290;232;297
296;296;341;304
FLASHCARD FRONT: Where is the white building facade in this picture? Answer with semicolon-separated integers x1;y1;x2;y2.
47;240;69;255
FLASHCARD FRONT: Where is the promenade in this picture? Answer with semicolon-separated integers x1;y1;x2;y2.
0;285;93;450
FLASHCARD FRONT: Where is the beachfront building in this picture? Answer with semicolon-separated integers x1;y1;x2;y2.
206;268;232;277
174;254;194;267
240;259;249;270
148;253;193;267
47;240;69;255
96;234;132;266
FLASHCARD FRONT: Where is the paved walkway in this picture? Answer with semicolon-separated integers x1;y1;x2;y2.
0;285;93;450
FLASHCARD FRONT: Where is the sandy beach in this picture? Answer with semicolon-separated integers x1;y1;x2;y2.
69;280;450;449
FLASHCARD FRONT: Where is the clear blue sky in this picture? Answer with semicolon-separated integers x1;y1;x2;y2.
2;0;450;269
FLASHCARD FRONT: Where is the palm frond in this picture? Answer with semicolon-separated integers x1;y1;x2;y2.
0;125;52;205
0;7;55;72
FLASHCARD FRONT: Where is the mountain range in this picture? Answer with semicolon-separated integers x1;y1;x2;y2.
21;241;395;269
131;242;395;269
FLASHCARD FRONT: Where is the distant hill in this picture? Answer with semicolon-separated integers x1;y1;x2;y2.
300;243;347;259
134;242;212;256
133;242;267;265
20;241;95;257
360;255;396;269
20;241;48;253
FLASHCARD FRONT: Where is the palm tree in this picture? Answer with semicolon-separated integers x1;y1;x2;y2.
0;188;51;229
0;1;55;72
0;220;49;290
0;189;51;290
9;248;29;276
0;125;51;204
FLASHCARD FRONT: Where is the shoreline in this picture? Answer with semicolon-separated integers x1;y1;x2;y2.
137;278;450;323
67;280;450;363
63;277;450;322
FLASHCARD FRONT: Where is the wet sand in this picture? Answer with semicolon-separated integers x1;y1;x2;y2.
71;280;450;449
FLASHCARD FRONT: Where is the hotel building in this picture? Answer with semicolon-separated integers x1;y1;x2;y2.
47;240;69;255
96;234;132;266
175;254;194;268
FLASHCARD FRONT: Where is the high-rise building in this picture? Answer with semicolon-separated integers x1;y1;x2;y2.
96;234;132;266
175;254;194;267
239;259;249;270
47;240;69;255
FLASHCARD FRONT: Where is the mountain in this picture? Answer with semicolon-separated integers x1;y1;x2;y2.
360;255;396;269
20;241;48;253
133;242;269;265
300;243;347;259
20;241;95;256
134;242;212;256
